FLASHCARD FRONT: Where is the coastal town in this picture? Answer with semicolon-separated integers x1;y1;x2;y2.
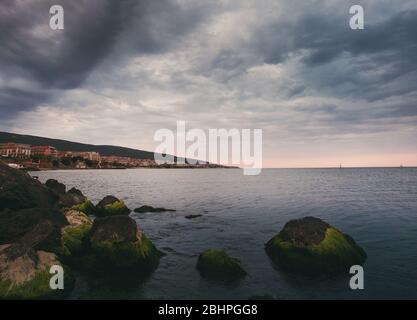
0;141;220;170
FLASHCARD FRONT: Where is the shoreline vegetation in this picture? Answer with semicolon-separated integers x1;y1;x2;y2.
0;162;367;299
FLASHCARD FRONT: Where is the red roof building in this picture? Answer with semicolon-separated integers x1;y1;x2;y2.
31;146;58;158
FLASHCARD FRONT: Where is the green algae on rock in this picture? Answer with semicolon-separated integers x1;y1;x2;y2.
70;200;96;216
95;195;131;217
0;243;74;299
61;210;93;256
196;249;246;281
87;215;161;274
265;216;367;274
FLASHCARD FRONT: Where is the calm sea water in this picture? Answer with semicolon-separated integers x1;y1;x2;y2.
31;168;417;299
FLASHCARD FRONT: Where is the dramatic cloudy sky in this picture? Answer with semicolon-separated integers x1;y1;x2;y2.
1;0;417;167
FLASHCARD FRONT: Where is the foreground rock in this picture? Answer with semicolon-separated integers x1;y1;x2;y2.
0;243;74;299
134;205;176;213
87;215;161;274
0;207;68;251
0;162;58;211
61;210;93;256
265;216;367;274
95;195;131;217
196;249;246;281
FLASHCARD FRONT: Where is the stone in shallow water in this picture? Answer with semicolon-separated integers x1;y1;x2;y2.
95;195;131;217
196;249;246;281
134;205;176;213
265;216;367;274
86;215;161;275
185;214;202;219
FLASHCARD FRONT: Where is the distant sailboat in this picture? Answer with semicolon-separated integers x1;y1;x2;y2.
400;164;403;169
339;163;342;169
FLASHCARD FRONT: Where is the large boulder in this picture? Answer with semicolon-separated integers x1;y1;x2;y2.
95;195;130;217
87;215;161;274
0;208;68;247
61;210;92;256
265;216;367;274
196;249;246;281
0;243;74;299
0;162;58;210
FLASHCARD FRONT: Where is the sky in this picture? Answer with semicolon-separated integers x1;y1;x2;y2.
1;0;417;168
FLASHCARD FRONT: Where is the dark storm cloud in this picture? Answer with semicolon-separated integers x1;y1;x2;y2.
253;8;417;102
0;0;208;120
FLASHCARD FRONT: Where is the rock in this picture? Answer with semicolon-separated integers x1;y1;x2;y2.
61;210;93;256
0;243;74;299
19;220;65;255
71;200;96;216
87;215;161;274
96;195;131;217
0;208;68;246
58;187;88;209
265;216;367;274
134;205;176;213
0;162;58;210
45;179;66;194
185;214;202;219
196;249;246;281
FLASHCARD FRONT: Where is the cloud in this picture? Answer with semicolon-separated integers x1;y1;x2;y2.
0;0;213;119
1;0;417;166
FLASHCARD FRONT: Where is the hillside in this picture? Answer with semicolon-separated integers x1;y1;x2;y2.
0;131;156;160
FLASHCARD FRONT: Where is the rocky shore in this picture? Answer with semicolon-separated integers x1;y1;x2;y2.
0;162;367;299
0;162;161;299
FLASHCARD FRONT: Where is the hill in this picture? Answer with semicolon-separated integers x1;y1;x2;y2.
0;131;156;160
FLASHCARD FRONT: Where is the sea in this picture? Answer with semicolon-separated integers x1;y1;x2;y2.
30;168;417;299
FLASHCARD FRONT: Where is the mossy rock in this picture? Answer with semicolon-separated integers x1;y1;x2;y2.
196;249;246;281
70;200;96;216
95;196;131;217
265;217;367;274
88;215;161;275
62;210;93;257
0;244;74;299
91;233;161;273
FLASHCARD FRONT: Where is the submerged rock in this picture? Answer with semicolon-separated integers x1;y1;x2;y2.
96;195;131;217
0;162;58;210
0;243;74;299
134;205;176;213
185;214;202;219
61;210;93;256
196;249;246;281
265;216;367;274
87;215;161;274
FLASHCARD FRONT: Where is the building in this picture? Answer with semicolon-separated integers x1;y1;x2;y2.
31;146;58;158
0;142;31;158
58;151;100;162
100;156;157;167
